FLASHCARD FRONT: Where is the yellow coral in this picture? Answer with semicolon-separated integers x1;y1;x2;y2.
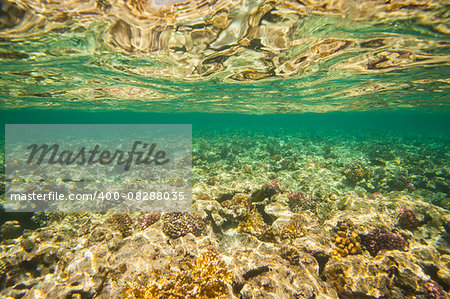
330;219;362;258
280;214;305;240
238;208;275;242
123;248;232;298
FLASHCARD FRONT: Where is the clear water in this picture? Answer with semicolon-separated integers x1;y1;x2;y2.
0;0;449;113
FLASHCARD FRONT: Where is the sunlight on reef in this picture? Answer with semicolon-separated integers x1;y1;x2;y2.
0;0;449;112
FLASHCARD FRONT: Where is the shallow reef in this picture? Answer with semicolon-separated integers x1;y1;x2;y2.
123;247;232;299
0;132;449;298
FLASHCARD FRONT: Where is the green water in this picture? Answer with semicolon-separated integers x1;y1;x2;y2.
0;109;448;132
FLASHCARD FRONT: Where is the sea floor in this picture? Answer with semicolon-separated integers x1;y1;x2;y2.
0;130;449;298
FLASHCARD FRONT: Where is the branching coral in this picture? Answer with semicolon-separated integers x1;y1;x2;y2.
330;219;362;258
425;281;447;299
123;248;232;299
360;228;407;256
280;214;306;240
398;207;418;229
238;208;276;242
287;191;310;212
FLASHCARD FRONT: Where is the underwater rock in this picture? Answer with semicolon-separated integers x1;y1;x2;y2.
161;212;206;239
323;251;429;298
138;211;161;230
250;180;281;203
196;193;211;201
20;238;36;253
280;245;303;266
1;220;23;240
360;228;408;256
370;157;386;166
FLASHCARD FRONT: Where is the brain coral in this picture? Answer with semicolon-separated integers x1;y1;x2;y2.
106;213;134;237
161;212;206;239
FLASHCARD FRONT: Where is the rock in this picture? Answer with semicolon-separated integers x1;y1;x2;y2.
323;252;428;298
20;238;36;252
1;221;23;240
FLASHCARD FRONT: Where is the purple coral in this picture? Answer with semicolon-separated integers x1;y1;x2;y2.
288;192;308;204
360;228;407;256
425;281;447;299
287;191;311;212
270;179;282;193
261;180;282;196
398;207;418;228
138;211;161;230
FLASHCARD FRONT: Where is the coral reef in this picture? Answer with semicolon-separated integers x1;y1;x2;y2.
161;212;206;239
360;228;408;256
105;213;134;237
287;191;310;212
238;208;276;242
1;132;450;298
279;214;306;240
138;211;161;230
398;207;419;229
122;248;232;298
330;219;362;258
343;163;369;183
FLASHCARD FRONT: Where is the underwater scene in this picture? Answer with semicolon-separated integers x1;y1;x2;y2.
0;0;450;298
